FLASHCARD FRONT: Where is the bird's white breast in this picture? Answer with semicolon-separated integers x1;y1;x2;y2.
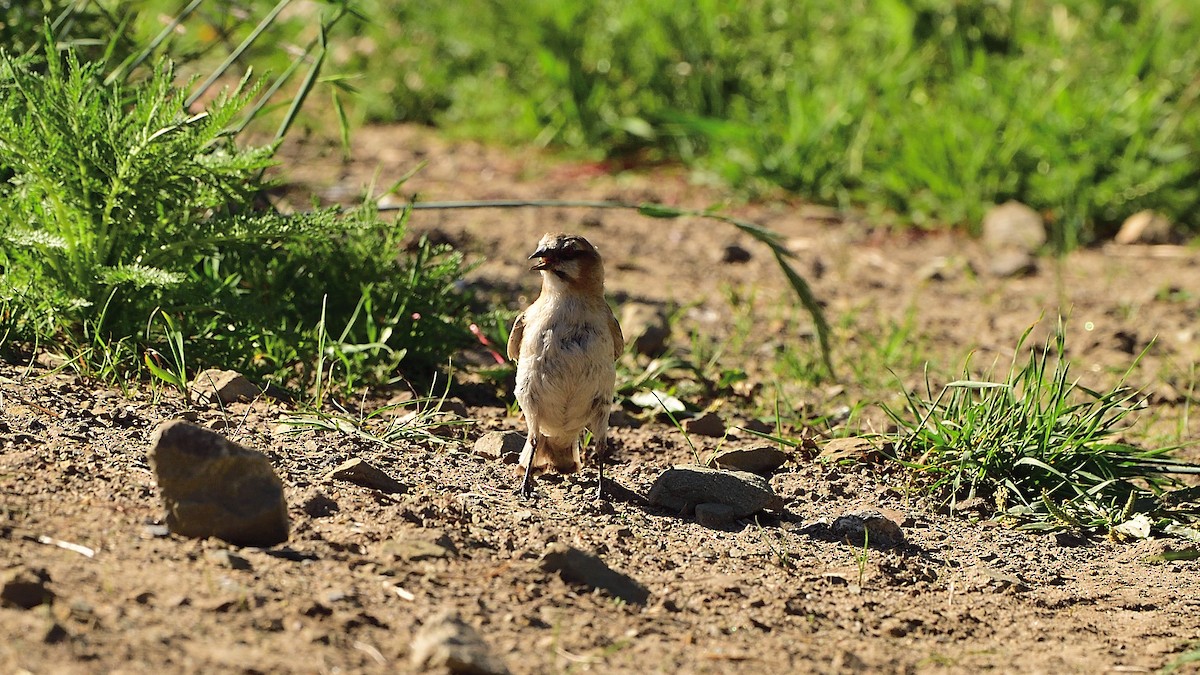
515;294;616;438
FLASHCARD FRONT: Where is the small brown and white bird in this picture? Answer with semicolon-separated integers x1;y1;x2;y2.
508;233;624;499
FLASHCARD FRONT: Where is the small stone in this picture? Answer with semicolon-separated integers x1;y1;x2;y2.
189;369;261;405
148;420;289;547
473;431;525;462
981;201;1046;252
817;437;886;464
539;543;650;605
720;244;752;264
695;503;739;529
381;536;454;562
831;510;905;549
1115;210;1173;245
648;465;781;518
410;611;510;675
325;458;407;495
707;445;789;475
1;567;54;609
683;411;725;438
206;550;253;571
987;249;1037;278
619;302;671;356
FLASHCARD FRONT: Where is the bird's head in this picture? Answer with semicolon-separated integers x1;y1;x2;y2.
528;232;605;291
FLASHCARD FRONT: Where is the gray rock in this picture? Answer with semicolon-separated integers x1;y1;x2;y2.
148;420;289;547
1;567;53;609
648;465;781;518
410;610;510;675
683;411;726;438
707;444;789;475
987;249;1037;278
831;510;905;549
1115;210;1173;245
324;458;407;495
619;302;671;356
982;201;1046;252
539;543;649;605
694;502;739;529
189;369;260;405
473;431;525;462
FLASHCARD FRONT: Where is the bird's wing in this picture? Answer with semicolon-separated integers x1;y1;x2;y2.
507;311;526;362
608;310;625;361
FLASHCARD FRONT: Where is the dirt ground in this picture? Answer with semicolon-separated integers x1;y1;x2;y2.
3;124;1200;674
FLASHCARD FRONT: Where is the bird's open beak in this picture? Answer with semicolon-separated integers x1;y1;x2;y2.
529;247;553;271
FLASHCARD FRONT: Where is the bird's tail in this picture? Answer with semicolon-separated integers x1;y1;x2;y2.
519;433;581;474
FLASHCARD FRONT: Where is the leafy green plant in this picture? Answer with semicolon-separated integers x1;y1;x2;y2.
0;35;473;393
886;321;1200;535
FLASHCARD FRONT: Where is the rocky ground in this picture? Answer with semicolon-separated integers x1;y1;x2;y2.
3;124;1200;674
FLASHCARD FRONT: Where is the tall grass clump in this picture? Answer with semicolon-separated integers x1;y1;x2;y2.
0;34;472;392
886;322;1200;536
343;0;1200;246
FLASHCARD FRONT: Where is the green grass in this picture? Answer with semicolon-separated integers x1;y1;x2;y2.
323;0;1200;246
886;320;1200;535
0;26;473;395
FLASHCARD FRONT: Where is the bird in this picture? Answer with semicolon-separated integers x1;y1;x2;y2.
507;232;624;500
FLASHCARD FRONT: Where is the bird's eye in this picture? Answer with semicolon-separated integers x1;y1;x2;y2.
556;248;586;261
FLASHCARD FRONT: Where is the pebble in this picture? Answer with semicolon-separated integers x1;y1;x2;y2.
981;201;1046;252
189;369;261;405
148;420;289;547
324;458;407;495
694;503;739;529
1115;210;1173;245
472;431;525;462
619;302;671;356
987;249;1037;278
410;610;511;674
707;444;789;475
831;509;905;548
683;411;726;438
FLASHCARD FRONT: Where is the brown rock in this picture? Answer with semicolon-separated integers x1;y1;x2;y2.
831;509;905;548
148;420;289;547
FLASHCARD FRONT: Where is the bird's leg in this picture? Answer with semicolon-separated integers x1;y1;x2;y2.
595;436;606;501
519;435;537;498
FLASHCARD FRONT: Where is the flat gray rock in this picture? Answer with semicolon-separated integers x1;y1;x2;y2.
648;465;781;518
148;420;289;547
707;444;789;475
410;610;510;674
694;502;739;529
539;543;649;605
